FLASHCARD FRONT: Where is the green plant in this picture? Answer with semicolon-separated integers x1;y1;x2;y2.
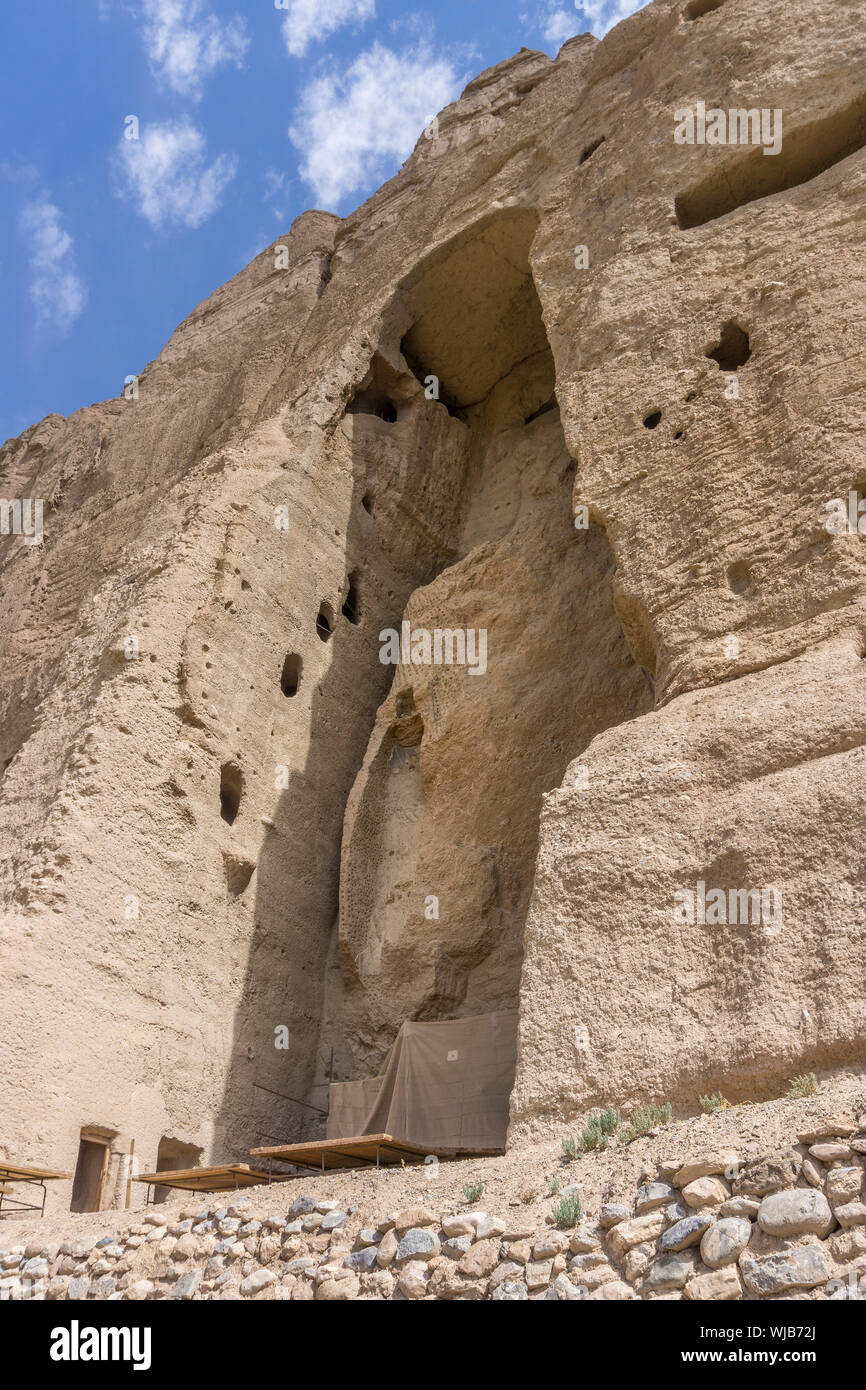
551;1192;582;1229
561;1136;578;1162
619;1101;673;1143
699;1091;729;1115
462;1178;485;1203
545;1173;561;1196
580;1106;622;1151
786;1073;819;1099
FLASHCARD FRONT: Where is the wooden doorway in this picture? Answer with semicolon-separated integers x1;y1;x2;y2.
70;1132;110;1212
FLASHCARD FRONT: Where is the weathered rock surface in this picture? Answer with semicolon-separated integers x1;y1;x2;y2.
0;0;865;1242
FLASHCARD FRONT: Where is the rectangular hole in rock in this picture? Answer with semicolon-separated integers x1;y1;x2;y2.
675;91;866;230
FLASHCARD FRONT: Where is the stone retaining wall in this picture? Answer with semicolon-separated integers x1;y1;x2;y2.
2;1112;864;1301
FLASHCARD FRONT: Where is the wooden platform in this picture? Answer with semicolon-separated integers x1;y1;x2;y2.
0;1161;72;1218
250;1133;450;1172
0;1162;71;1182
134;1163;273;1194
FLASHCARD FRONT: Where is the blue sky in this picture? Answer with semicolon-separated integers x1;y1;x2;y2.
0;0;647;444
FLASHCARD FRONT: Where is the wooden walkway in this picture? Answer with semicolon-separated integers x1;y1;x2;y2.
250;1133;447;1173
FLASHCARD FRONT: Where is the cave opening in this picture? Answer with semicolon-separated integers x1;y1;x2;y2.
280;652;302;697
341;573;361;625
316;603;334;641
219;761;243;825
706;320;751;371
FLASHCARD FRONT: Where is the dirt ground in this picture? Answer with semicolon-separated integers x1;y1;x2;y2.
3;1070;864;1249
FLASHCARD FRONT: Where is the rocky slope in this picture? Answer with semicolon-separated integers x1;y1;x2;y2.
2;1082;864;1300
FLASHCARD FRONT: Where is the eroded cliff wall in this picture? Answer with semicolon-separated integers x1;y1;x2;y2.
1;0;865;1208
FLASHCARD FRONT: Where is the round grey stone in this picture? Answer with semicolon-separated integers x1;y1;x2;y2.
700;1217;752;1269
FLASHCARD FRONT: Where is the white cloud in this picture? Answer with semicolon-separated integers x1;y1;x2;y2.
18;199;87;333
541;8;578;47
141;0;249;100
289;42;461;209
573;0;648;38
529;0;647;49
263;168;293;221
280;0;375;59
114;119;237;229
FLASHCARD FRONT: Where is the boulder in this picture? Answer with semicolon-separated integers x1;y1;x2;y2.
734;1154;801;1197
681;1176;729;1209
606;1212;666;1259
700;1218;752;1269
757;1189;834;1237
673;1152;739;1187
740;1245;828;1295
658;1212;715;1253
394;1228;440;1264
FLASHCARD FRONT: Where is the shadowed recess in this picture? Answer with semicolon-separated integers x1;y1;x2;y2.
675;92;866;229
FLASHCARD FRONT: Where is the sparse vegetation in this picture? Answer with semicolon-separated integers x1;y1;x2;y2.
580;1106;622;1151
572;1106;619;1150
545;1173;561;1196
551;1192;582;1229
619;1101;673;1143
699;1091;729;1115
561;1135;578;1161
787;1072;819;1099
462;1178;485;1203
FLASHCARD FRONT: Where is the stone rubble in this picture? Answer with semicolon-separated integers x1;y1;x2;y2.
3;1115;865;1302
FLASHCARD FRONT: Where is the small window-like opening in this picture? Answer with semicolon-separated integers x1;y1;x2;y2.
361;493;374;515
281;653;301;697
341;574;361;625
153;1137;203;1204
579;136;605;165
220;761;243;824
395;688;415;718
316;603;334;642
727;560;752;594
684;0;727;19
706;321;751;371
643;410;663;430
70;1130;112;1212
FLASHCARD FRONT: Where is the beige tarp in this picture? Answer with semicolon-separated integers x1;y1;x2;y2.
326;1012;517;1153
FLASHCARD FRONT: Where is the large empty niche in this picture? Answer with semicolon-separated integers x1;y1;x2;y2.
335;208;654;1069
676;91;866;229
400;209;549;410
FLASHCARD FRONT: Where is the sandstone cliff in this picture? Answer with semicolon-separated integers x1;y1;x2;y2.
1;0;865;1214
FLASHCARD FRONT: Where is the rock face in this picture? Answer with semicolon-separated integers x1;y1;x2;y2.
2;0;866;1201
